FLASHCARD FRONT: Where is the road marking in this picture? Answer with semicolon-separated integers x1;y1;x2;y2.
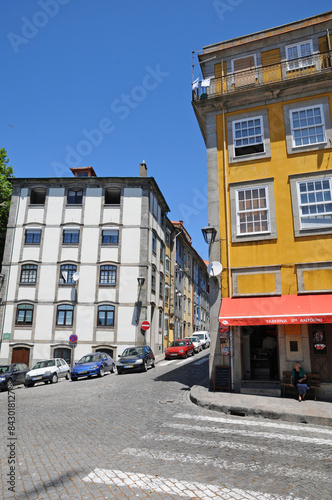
175;413;332;436
122;447;332;483
141;432;332;460
164;422;332;447
82;468;308;500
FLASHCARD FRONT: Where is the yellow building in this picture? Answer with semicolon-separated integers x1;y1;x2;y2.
193;12;332;399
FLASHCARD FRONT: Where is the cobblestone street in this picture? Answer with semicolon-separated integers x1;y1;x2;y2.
1;351;332;500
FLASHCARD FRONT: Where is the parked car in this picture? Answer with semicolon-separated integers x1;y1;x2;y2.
70;352;115;381
165;339;195;359
193;331;210;349
0;363;29;391
25;358;70;387
117;346;155;374
186;336;203;353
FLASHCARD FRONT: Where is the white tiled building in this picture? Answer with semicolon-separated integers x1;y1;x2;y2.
0;164;169;366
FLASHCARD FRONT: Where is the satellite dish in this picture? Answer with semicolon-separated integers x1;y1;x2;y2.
72;272;80;282
207;261;223;277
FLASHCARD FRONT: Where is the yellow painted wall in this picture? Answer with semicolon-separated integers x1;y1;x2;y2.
303;269;332;291
237;272;276;295
217;93;332;297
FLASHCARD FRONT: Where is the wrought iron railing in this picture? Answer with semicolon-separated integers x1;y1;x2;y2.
193;51;332;101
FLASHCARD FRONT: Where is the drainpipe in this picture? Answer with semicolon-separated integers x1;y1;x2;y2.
222;106;234;390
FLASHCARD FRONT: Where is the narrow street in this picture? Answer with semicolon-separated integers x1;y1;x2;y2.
1;351;332;500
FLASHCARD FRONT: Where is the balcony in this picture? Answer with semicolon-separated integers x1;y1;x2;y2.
193;51;332;101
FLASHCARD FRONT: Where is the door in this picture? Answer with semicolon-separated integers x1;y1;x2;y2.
11;347;30;366
309;325;332;382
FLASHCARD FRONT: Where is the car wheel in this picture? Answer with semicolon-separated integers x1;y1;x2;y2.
50;373;58;384
151;359;155;368
184;352;188;359
192;349;195;356
98;366;105;377
71;377;77;382
111;365;117;374
66;372;70;380
142;361;148;372
7;378;14;391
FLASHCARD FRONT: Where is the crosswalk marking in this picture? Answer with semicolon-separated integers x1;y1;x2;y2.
82;468;309;500
163;422;332;447
141;432;332;460
175;412;332;436
122;447;332;483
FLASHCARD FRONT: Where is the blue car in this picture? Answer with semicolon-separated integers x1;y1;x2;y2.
71;352;115;381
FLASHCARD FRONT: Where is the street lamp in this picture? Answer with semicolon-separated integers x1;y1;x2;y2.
137;277;145;287
201;225;217;245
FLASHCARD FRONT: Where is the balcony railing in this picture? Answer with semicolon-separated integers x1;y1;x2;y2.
193;51;332;101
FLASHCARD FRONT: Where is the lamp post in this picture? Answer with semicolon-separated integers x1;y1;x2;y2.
201;224;221;391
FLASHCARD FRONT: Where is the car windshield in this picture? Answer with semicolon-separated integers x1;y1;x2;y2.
170;341;186;347
32;360;55;369
195;334;203;340
78;354;100;364
191;337;199;342
0;365;10;373
121;347;144;357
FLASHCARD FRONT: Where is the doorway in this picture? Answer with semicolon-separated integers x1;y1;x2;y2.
309;324;332;382
11;347;30;366
54;347;72;366
242;326;278;380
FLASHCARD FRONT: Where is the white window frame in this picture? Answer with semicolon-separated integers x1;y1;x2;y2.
232;115;265;158
285;40;314;71
230;54;257;83
236;185;271;236
290;104;326;148
296;177;332;230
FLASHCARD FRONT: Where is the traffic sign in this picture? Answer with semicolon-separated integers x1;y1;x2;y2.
69;334;78;343
141;321;150;331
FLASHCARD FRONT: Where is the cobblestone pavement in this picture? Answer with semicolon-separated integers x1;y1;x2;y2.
1;350;332;500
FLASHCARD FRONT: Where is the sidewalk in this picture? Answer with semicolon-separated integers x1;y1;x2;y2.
190;380;332;427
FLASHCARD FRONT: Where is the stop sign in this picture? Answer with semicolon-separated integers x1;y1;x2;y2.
141;321;150;331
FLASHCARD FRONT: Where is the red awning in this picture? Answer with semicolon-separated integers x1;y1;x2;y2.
219;294;332;326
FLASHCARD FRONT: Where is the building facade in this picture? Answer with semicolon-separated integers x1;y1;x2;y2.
0;164;170;366
193;12;332;399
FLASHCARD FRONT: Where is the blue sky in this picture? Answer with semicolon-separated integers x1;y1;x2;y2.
2;0;331;260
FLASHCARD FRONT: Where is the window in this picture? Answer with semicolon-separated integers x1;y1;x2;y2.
188;299;191;315
76;172;89;177
56;305;73;326
25;229;41;244
160;242;164;262
97;305;115;326
233;117;264;157
99;265;117;285
20;264;37;284
165;287;169;305
67;189;83;205
151;266;156;293
236;186;270;234
30;188;46;205
59;264;77;284
166;231;170;245
286;40;313;70
165;258;170;275
102;229;119;244
105;188;121;205
159;273;164;298
16;304;33;325
297;178;332;229
152;232;157;254
63;229;80;244
159;309;163;329
290;106;326;147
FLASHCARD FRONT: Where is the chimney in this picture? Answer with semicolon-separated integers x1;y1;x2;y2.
139;161;147;177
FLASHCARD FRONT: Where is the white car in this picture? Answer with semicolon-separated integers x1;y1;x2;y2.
192;331;210;349
25;358;70;387
186;336;203;353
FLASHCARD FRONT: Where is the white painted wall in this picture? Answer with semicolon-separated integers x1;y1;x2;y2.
100;247;118;262
37;266;57;301
26;208;44;224
13;330;32;341
42;227;61;263
75;305;95;341
97;288;116;303
64;208;82;224
46;188;65;225
34;305;54;340
121;228;140;263
80;228;99;263
11;228;23;263
117;306;136;342
77;266;98;303
6;266;18;302
102;208;120;225
17;189;28;225
122;188;142;225
84;188;102;225
118;266;140;303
